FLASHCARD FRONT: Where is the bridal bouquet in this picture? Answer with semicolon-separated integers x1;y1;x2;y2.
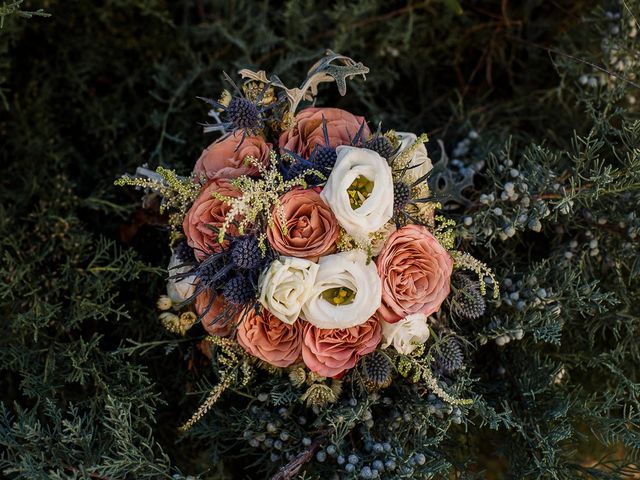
117;52;497;444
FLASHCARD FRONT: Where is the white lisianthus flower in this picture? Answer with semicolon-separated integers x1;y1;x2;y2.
301;250;382;329
166;251;196;304
397;132;433;181
380;313;430;354
320;146;394;242
259;256;319;325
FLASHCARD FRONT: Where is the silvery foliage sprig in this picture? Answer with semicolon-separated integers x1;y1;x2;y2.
239;50;370;115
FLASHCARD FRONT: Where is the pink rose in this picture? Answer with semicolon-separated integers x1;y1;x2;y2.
193;131;272;181
182;179;243;261
301;316;381;378
376;225;453;323
236;307;303;368
267;188;339;259
195;289;232;337
279;107;370;157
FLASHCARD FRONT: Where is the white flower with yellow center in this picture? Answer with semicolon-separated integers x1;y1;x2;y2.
320;146;394;242
259;256;319;324
301;250;382;329
380;313;431;354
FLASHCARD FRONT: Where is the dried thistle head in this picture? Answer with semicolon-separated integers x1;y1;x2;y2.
330;379;343;398
300;383;337;408
243;81;276;106
306;370;326;384
178;312;197;334
289;366;307;387
160;311;196;336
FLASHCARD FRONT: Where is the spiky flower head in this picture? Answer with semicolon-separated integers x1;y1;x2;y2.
175;239;196;264
451;273;486;319
231;236;263;270
198;73;270;136
301;116;338;177
434;338;464;374
300;383;338;407
280;147;325;185
226;96;261;130
365;134;395;160
393;181;411;214
196;257;230;289
289;366;307;387
306;370;326;384
311;145;338;174
360;351;393;391
285;159;305;178
223;276;256;305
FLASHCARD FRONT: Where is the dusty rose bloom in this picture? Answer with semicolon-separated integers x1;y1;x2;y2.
376;225;453;323
193;132;272;181
182;179;242;261
301;316;381;378
236;307;303;368
267;188;339;259
279;107;370;157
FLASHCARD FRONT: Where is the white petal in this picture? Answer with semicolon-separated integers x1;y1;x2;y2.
320;147;394;243
396;132;433;181
301;250;382;329
166;252;196;303
381;313;430;354
259;256;319;324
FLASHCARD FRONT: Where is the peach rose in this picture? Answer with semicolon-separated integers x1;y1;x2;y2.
193;131;272;181
376;225;453;323
236;307;303;368
182;179;243;261
279;107;370;157
195;289;232;337
267;189;339;259
301;316;381;378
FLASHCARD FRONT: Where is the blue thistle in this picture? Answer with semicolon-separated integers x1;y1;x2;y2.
360;351;393;390
280;149;323;185
310;146;337;174
349;119;369;146
451;273;486;319
226;96;260;130
231;236;263;270
195;254;233;290
364;134;395;160
223;276;257;305
434;338;464;374
393;181;411;214
174;239;196;264
309;117;338;176
197;73;272;140
166;248;233;313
